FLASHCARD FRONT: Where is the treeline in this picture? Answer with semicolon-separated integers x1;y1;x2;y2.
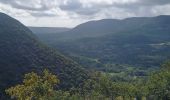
6;62;170;100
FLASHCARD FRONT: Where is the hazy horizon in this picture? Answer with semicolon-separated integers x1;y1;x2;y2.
26;14;170;28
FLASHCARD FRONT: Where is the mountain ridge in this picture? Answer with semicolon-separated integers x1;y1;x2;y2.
34;15;170;73
29;26;70;34
46;15;170;41
0;13;88;99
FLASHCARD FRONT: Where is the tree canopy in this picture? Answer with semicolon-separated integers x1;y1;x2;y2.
6;69;59;100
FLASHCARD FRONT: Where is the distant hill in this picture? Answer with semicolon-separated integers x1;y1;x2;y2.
45;15;170;40
29;27;70;34
35;15;170;73
0;13;88;99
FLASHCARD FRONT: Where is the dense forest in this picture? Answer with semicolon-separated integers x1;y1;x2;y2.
0;13;88;99
33;15;170;80
6;62;170;100
0;12;170;100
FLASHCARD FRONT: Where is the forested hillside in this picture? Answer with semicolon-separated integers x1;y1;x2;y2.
6;62;170;100
34;15;170;77
1;12;170;100
0;13;88;99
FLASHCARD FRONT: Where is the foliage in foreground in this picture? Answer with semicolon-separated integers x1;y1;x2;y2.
6;62;170;100
6;69;59;100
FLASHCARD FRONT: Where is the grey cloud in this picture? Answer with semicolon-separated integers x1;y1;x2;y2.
12;4;49;11
59;0;100;16
59;0;82;11
0;0;51;11
61;6;100;16
76;9;99;15
59;0;99;16
30;12;57;17
59;0;170;15
0;0;170;19
139;0;170;6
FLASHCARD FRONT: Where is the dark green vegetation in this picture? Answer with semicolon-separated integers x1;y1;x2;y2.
6;69;60;100
6;63;170;100
1;12;170;100
0;13;88;99
34;15;170;77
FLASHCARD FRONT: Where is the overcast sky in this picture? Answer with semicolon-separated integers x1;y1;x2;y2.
0;0;170;27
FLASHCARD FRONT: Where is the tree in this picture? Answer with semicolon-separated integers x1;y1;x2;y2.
161;61;170;70
6;69;59;100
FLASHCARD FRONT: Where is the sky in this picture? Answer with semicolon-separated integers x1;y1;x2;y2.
0;0;170;27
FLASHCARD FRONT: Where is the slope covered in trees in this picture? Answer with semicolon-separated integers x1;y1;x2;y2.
34;15;170;76
0;13;88;99
6;62;170;100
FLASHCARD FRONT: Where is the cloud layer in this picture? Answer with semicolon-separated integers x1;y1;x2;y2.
0;0;170;27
